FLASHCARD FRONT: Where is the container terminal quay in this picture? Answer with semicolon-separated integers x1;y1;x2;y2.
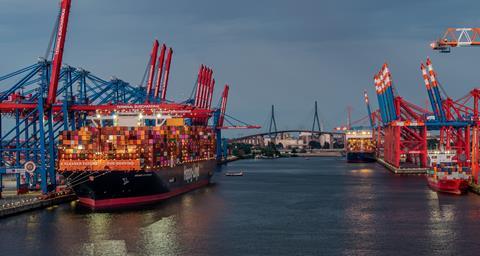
2;1;480;255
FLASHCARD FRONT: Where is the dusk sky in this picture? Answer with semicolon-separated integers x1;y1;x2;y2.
1;0;479;137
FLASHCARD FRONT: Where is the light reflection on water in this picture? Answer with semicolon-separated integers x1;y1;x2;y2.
350;168;374;175
343;165;377;255
140;215;179;255
86;213;113;241
427;190;462;255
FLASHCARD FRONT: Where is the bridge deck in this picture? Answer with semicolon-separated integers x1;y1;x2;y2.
231;129;345;141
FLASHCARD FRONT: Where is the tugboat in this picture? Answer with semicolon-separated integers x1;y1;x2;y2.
426;151;470;195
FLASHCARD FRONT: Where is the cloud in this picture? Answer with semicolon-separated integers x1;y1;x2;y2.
1;0;480;136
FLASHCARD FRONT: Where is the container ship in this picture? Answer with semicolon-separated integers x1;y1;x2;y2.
426;151;470;195
57;110;217;209
345;129;376;163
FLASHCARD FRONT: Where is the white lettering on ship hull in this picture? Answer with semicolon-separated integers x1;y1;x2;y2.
184;165;200;183
134;173;153;177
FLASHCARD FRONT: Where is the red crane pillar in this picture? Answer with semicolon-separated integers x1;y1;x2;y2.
46;0;72;106
145;40;159;103
153;44;166;101
219;85;229;127
194;65;204;107
472;125;479;183
160;48;173;102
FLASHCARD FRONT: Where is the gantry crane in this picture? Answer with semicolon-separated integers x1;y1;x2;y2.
419;58;470;164
372;63;431;168
431;27;480;183
0;0;260;195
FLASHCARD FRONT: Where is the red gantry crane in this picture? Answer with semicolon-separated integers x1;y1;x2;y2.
431;28;480;183
372;63;430;168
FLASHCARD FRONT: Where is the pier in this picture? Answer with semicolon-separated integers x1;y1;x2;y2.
0;192;76;218
376;157;427;175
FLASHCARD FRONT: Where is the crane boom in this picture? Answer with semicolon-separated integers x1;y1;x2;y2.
46;0;72;106
199;68;209;108
202;69;213;108
194;65;204;107
420;63;440;120
160;48;173;102
426;58;446;121
431;28;480;52
363;90;373;128
145;40;159;103
153;44;166;101
207;78;215;109
380;65;393;121
374;75;387;124
200;68;208;108
214;84;261;130
219;85;229;127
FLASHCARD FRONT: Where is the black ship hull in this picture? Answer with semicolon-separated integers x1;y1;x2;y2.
346;152;376;163
63;160;217;209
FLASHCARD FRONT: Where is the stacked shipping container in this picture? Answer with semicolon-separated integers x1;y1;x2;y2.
347;138;376;152
58;124;216;171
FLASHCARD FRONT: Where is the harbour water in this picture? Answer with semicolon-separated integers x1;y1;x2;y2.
1;157;480;255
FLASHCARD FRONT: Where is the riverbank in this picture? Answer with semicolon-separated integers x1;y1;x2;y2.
218;155;240;164
296;151;343;157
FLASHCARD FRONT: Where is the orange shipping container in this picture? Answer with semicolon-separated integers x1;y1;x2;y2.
166;118;185;126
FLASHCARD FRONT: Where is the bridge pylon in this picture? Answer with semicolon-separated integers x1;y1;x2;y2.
310;101;327;149
268;105;278;140
311;101;322;135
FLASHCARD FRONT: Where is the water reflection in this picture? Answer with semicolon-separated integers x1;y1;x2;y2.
426;191;460;255
3;158;480;255
343;166;377;255
86;213;113;241
24;214;40;256
70;184;224;255
350;168;374;175
140;215;179;255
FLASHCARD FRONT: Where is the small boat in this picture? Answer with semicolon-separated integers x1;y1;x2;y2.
304;157;310;160
225;171;244;176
